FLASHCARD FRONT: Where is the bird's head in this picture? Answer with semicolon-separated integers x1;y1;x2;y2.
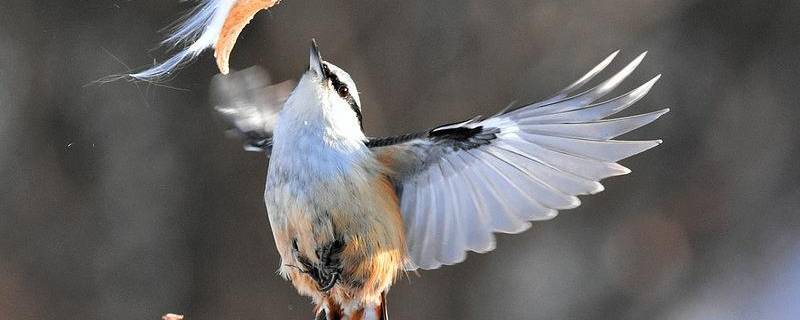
286;40;364;137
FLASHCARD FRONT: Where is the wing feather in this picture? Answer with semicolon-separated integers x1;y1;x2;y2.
531;50;619;108
418;170;442;269
519;133;663;162
461;151;532;233
430;166;452;264
472;149;558;220
492;143;601;195
438;159;468;264
518;52;647;117
517;75;660;123
450;153;496;253
519;109;668;140
405;172;430;268
500;137;630;180
481;147;581;209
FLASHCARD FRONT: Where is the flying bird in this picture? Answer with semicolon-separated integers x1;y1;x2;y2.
213;41;668;320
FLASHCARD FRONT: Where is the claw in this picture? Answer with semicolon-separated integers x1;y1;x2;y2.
318;272;340;292
291;238;345;292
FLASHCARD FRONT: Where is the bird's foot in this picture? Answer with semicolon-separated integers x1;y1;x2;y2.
292;238;345;292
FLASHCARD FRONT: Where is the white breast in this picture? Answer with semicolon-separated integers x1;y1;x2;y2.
264;72;380;226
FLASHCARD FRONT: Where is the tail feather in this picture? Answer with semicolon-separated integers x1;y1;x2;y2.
314;298;342;320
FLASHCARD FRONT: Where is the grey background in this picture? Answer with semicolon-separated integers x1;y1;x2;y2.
2;0;799;319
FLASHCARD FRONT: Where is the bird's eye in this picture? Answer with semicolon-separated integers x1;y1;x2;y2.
336;85;349;98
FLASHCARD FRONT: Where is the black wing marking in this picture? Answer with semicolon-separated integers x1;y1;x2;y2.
366;117;500;151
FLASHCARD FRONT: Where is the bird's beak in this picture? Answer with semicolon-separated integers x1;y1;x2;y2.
309;39;325;78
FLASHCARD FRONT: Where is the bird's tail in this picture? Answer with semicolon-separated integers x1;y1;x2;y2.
314;292;388;320
314;298;341;320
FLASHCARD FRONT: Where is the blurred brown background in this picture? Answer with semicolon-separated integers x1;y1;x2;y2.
2;0;800;319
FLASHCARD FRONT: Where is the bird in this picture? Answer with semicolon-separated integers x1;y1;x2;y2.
212;40;668;320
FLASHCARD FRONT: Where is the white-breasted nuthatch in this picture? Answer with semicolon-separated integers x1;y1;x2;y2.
213;40;668;320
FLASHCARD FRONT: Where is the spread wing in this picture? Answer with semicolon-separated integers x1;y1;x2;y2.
211;66;294;154
370;52;669;270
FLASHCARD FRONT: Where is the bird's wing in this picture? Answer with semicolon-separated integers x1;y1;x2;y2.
370;52;668;270
211;66;295;155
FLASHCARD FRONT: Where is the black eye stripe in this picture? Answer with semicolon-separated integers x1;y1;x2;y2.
327;73;349;98
322;63;363;129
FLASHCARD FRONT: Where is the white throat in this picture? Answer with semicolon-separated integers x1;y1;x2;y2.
270;73;370;179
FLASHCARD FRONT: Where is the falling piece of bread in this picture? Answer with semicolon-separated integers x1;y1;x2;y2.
215;0;282;74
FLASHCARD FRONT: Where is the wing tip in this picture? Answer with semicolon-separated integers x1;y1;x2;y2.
623;51;648;74
604;50;621;65
471;237;498;254
563;197;581;210
634;74;662;97
595;50;621;73
615;164;633;176
543;209;559;220
590;182;605;194
650;74;663;85
636;108;671;125
649;108;670;122
437;252;469;268
639;108;670;133
496;221;534;235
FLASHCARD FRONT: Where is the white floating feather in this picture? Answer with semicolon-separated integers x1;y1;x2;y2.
130;0;237;81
